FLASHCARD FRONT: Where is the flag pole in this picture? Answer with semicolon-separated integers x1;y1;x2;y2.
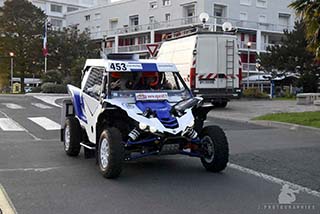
43;19;48;73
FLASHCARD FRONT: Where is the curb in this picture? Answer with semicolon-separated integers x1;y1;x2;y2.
209;116;320;132
249;120;320;132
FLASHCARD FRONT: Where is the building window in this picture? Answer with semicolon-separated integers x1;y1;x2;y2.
240;0;251;6
278;13;290;26
213;4;227;17
256;0;267;8
149;1;157;9
85;15;91;21
110;18;118;30
94;13;101;20
149;16;155;23
163;0;171;6
258;14;267;23
67;7;78;12
129;15;139;26
165;13;171;21
51;18;63;30
50;4;62;13
240;12;248;21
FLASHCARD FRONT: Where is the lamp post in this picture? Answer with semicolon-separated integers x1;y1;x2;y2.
9;52;14;93
246;41;252;89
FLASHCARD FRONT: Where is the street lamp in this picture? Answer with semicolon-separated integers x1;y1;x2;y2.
247;41;252;89
9;52;14;93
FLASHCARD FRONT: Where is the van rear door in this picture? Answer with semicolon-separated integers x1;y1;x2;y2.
196;34;238;90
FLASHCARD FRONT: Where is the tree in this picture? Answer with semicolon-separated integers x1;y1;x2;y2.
259;21;320;92
290;0;320;59
0;0;46;92
46;27;99;86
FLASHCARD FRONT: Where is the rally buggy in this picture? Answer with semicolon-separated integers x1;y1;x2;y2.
60;53;229;178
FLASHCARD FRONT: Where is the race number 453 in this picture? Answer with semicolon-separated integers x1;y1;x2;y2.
109;63;127;71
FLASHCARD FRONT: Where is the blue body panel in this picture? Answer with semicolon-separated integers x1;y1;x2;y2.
136;101;178;129
68;86;87;123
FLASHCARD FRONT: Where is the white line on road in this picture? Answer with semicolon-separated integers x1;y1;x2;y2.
31;102;53;109
2;103;24;109
0;167;60;173
0;184;17;214
28;117;61;130
228;163;320;198
33;95;66;108
0;118;25;131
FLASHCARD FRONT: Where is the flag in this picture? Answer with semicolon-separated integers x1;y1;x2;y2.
43;20;48;57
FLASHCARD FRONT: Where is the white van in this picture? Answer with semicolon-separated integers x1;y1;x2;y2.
157;31;242;107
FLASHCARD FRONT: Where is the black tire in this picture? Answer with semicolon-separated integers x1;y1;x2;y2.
200;126;229;172
212;101;228;108
98;127;124;178
64;117;82;156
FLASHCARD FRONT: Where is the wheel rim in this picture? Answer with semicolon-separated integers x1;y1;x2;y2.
100;138;110;169
64;125;70;151
202;135;215;162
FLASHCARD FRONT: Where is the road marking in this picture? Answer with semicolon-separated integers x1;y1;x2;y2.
0;167;60;173
0;184;17;214
31;103;53;109
2;103;24;109
28;117;60;130
33;95;66;108
228;163;320;198
0;118;25;131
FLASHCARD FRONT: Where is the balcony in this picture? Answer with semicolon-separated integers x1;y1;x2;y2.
89;15;293;40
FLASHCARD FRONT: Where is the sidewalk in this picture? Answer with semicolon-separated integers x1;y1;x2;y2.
208;100;320;122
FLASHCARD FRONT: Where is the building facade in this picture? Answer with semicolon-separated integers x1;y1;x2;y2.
0;0;100;29
66;0;295;76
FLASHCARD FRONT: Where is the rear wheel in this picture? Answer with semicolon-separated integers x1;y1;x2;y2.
200;126;229;172
98;127;124;178
64;117;82;156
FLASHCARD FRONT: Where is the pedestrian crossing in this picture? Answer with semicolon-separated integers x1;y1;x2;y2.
0;101;60;133
0;116;60;132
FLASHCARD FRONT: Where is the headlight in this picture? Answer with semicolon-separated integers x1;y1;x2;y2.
188;120;195;127
139;123;148;130
149;126;157;133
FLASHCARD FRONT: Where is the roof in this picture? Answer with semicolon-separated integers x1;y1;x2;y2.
84;59;178;72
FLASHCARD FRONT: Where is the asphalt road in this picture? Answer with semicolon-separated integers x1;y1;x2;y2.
0;94;319;214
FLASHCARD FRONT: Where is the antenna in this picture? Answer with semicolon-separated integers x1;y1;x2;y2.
222;22;233;32
199;12;210;24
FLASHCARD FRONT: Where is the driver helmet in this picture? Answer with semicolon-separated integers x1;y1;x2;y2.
142;72;159;87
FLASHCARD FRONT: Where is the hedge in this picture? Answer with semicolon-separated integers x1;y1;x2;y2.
41;82;67;93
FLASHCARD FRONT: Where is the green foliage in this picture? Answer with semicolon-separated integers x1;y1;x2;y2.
41;70;63;84
254;111;320;128
290;0;320;59
243;88;269;98
47;27;99;84
41;82;67;93
0;0;46;92
259;21;320;93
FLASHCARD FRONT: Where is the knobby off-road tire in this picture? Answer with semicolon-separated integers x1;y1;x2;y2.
64;117;82;156
98;127;124;179
200;126;229;172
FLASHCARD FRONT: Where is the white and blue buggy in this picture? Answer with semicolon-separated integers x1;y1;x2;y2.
61;54;229;178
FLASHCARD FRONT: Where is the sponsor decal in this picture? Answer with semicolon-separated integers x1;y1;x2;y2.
135;93;168;101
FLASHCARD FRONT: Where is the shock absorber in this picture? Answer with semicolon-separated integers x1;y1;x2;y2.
128;128;141;141
182;127;198;139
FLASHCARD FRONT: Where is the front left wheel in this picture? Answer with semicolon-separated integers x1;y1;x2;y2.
98;127;124;179
200;126;229;172
64;117;82;156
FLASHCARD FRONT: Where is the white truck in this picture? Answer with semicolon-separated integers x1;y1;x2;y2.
157;30;242;108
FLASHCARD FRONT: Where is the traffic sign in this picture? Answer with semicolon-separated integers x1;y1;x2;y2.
146;44;159;57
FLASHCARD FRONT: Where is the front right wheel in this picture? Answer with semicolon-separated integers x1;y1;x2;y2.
200;126;229;172
98;127;124;179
